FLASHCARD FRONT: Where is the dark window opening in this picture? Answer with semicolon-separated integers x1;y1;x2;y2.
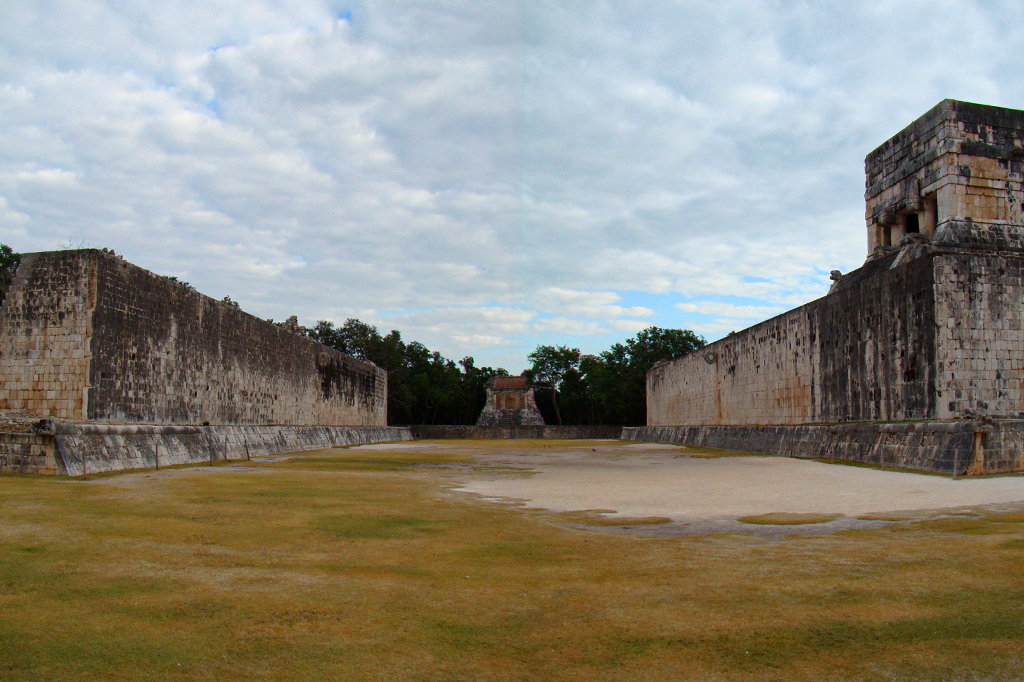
906;213;920;233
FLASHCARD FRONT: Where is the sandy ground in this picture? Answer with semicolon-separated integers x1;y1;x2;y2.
355;439;1024;535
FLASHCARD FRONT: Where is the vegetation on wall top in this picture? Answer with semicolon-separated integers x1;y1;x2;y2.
0;244;21;306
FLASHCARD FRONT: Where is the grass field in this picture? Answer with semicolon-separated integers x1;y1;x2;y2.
2;445;1024;681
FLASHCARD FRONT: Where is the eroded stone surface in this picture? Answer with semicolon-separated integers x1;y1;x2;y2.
0;249;386;426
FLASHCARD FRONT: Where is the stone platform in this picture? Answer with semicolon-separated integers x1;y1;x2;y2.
624;420;1024;475
410;425;622;440
0;424;412;476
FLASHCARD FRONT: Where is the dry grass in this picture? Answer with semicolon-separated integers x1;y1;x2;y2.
2;445;1024;681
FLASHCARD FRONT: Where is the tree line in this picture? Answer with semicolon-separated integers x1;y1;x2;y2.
305;318;705;426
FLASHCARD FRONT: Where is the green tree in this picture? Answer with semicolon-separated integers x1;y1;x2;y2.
596;327;705;425
0;244;20;305
303;316;701;427
305;318;505;425
526;345;581;425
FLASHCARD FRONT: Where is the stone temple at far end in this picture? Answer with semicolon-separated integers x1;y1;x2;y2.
476;376;546;426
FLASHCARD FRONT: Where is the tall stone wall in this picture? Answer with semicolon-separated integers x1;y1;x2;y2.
646;304;817;426
815;250;937;421
0;250;386;426
0;252;94;419
934;250;1024;418
648;248;938;426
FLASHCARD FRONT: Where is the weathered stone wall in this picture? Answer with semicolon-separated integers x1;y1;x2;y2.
0;252;94;419
625;421;1022;475
0;250;387;426
1;424;411;476
53;424;411;476
411;425;621;440
865;100;1024;251
647;305;817;426
933;250;1024;418
0;433;58;475
648;248;937;426
816;251;937;421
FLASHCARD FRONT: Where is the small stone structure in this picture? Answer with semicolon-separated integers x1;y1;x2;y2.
476;376;545;426
0;249;405;474
634;100;1024;474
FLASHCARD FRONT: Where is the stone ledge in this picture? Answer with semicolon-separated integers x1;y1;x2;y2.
3;425;411;476
624;422;1024;474
410;425;622;440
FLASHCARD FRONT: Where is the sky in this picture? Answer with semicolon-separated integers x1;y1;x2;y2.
2;0;1024;372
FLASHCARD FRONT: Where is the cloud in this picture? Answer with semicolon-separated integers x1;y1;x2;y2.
2;0;1024;370
372;306;537;353
676;302;788;321
535;288;654;320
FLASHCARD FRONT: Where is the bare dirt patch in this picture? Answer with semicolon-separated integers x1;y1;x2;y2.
430;440;1024;533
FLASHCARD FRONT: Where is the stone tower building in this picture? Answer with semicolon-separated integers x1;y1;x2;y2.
637;100;1024;473
866;100;1024;252
476;376;545;426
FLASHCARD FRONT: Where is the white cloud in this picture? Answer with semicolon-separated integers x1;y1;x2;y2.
535;288;654;320
2;0;1024;370
0;196;28;224
532;317;608;337
676;302;788;321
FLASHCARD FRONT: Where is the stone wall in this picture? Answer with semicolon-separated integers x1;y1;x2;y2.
0;252;94;420
646;305;817;426
648;247;939;426
411;425;621;440
816;250;938;421
0;433;59;475
53;424;411;476
625;421;1023;475
1;424;411;476
933;250;1024;418
0;249;386;426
